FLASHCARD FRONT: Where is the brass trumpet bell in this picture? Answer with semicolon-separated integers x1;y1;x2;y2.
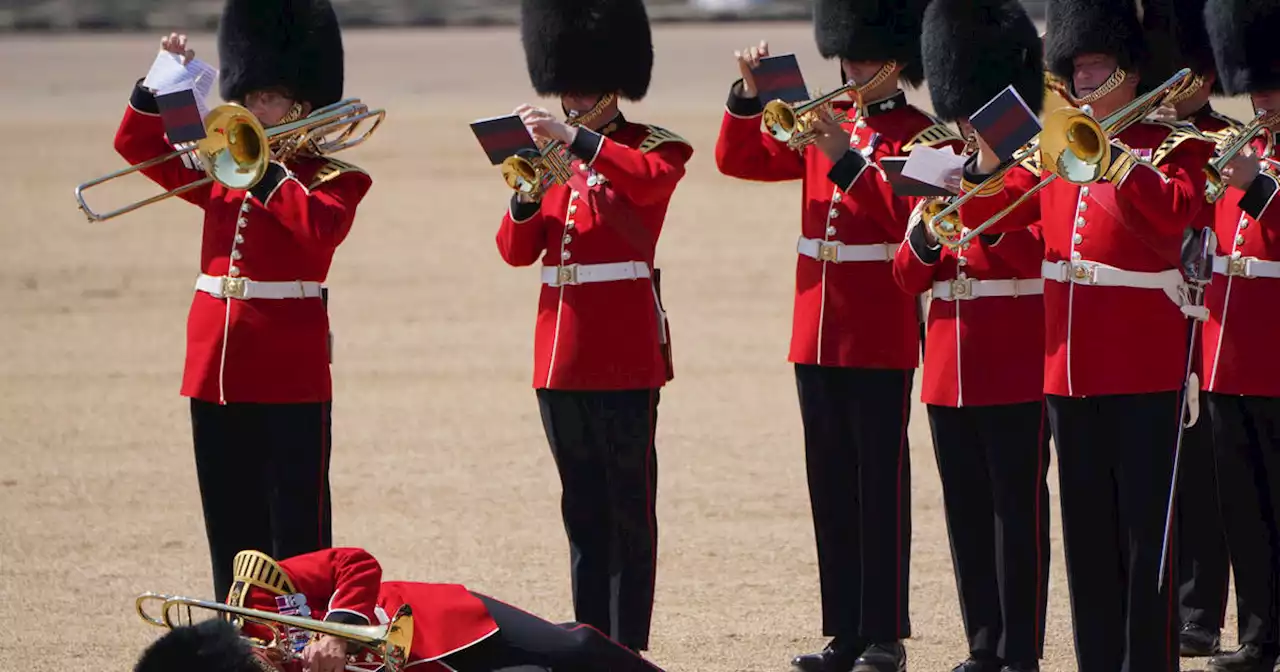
500;142;573;197
136;592;415;672
762;83;856;149
75;98;385;223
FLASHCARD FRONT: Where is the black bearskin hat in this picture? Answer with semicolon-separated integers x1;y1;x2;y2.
217;0;345;109
814;0;929;87
134;619;267;672
922;0;1044;121
1143;0;1223;93
1044;0;1146;82
520;0;653;101
1206;0;1280;95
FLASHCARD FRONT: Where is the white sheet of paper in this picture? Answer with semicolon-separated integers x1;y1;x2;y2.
901;145;967;192
143;50;195;94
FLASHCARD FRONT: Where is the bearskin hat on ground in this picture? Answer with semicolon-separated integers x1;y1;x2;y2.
520;0;653;101
134;619;269;672
1205;0;1280;95
217;0;345;109
1044;0;1145;82
922;0;1044;120
814;0;929;87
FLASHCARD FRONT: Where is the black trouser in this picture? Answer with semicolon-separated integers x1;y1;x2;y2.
1176;389;1230;632
442;593;664;672
190;399;333;602
1047;392;1181;672
795;364;913;642
1207;393;1280;648
927;401;1050;664
535;388;660;651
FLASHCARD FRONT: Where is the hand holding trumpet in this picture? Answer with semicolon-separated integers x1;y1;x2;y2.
514;104;578;145
1221;146;1262;191
809;108;852;164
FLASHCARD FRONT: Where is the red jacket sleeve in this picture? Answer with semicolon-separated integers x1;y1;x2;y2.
828;136;969;241
893;204;944;294
713;80;806;182
249;162;372;248
112;80;212;207
496;195;549;267
279;547;383;625
567;130;692;207
956;160;1043;236
1110;136;1215;235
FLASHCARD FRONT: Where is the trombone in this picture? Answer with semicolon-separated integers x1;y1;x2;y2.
75;98;385;223
135;592;414;672
928;68;1200;248
1204;109;1276;203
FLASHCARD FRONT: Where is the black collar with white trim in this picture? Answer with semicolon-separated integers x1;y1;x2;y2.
861;91;907;117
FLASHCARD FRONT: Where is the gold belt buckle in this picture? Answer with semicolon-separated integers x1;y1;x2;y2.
557;264;580;286
1071;262;1093;284
818;242;841;263
221;276;247;299
949;277;973;298
1228;257;1249;278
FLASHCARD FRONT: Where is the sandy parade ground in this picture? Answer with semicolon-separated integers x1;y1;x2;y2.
0;23;1258;672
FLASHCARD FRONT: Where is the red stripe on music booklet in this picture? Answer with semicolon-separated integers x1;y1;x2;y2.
156;89;207;144
970;85;1041;161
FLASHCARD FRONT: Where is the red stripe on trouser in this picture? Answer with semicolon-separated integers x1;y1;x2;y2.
318;406;328;547
895;371;910;636
644;390;657;631
1034;400;1046;651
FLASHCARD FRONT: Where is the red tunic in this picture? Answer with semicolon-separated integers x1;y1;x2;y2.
957;121;1216;397
715;84;966;370
228;547;498;668
496;117;692;390
113;82;371;404
1203;130;1280;398
892;166;1046;406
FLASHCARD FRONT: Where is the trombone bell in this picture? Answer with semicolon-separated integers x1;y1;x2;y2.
1040;107;1111;184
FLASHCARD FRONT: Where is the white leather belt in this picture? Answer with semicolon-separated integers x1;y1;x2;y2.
541;261;651;287
1041;260;1183;291
1213;255;1280;279
195;274;324;300
932;277;1044;301
797;237;892;263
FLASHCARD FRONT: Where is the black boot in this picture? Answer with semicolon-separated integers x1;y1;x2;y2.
791;638;865;672
851;641;906;672
1181;623;1222;657
1207;644;1279;672
950;656;1001;672
1000;663;1039;672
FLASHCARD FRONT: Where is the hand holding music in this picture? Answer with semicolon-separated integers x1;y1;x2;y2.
810;108;852;164
733;40;769;98
159;32;194;65
973;130;1001;174
1222;146;1262;191
1145;104;1177;124
300;634;348;672
514;104;578;145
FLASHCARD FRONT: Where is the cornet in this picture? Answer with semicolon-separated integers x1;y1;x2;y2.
136;592;414;672
75;98;385;223
762;60;898;150
1204;109;1277;203
497;93;615;198
928;68;1200;248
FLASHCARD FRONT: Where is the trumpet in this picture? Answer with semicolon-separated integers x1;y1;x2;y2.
762;60;898;150
135;592;414;672
762;83;856;149
928;68;1199;248
500;140;574;197
1204;109;1276;203
75;98;385;223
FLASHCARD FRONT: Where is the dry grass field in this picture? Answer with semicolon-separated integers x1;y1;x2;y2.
0;23;1258;672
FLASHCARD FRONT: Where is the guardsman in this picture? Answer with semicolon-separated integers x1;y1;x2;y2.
494;0;692;654
714;0;963;669
133;547;665;672
112;0;371;602
894;2;1049;671
1202;1;1280;669
1142;0;1238;657
953;0;1217;669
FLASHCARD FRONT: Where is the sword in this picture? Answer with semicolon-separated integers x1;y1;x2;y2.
1157;226;1216;592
